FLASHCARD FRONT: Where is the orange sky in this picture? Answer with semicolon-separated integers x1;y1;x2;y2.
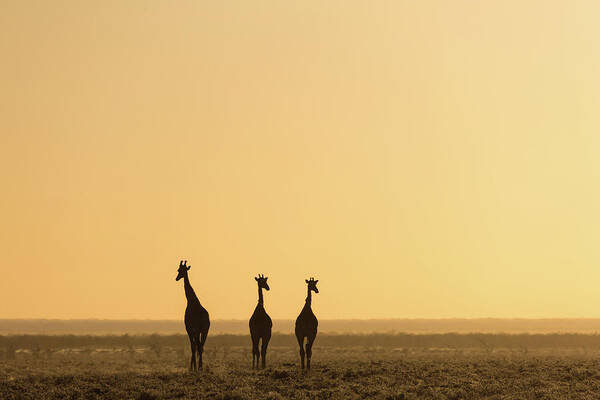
2;1;600;319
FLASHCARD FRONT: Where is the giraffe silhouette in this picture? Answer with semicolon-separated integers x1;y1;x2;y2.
249;274;272;368
295;277;319;370
175;260;210;371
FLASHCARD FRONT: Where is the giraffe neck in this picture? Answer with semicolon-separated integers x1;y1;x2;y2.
258;285;264;305
305;286;312;306
183;274;198;303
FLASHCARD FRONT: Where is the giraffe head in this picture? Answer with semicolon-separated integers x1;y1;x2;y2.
255;274;270;290
176;260;191;281
305;277;319;293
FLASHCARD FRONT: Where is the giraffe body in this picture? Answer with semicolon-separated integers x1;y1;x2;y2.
176;260;210;371
295;278;319;370
249;275;272;368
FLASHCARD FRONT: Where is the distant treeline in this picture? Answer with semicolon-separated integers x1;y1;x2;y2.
4;319;600;334
5;333;600;350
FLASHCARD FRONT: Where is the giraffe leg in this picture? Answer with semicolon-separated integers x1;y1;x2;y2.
193;333;200;370
198;330;208;370
189;336;197;372
258;338;263;367
252;350;256;368
296;334;305;369
251;335;259;368
261;333;271;369
306;335;316;370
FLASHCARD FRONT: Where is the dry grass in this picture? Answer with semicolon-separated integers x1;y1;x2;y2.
2;336;600;399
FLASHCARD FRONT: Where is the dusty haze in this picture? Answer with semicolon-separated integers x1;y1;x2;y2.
2;1;600;320
4;319;600;335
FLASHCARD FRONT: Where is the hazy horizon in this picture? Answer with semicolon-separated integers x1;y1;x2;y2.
4;318;600;335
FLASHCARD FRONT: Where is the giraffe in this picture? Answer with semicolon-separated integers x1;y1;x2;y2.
175;260;210;371
295;277;319;370
249;274;272;368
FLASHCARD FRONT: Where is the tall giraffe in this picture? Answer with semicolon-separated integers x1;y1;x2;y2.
175;260;210;371
295;277;319;370
249;274;272;368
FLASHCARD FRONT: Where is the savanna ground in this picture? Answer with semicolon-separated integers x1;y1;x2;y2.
3;334;600;399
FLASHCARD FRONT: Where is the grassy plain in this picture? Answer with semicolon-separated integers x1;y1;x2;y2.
3;334;600;399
